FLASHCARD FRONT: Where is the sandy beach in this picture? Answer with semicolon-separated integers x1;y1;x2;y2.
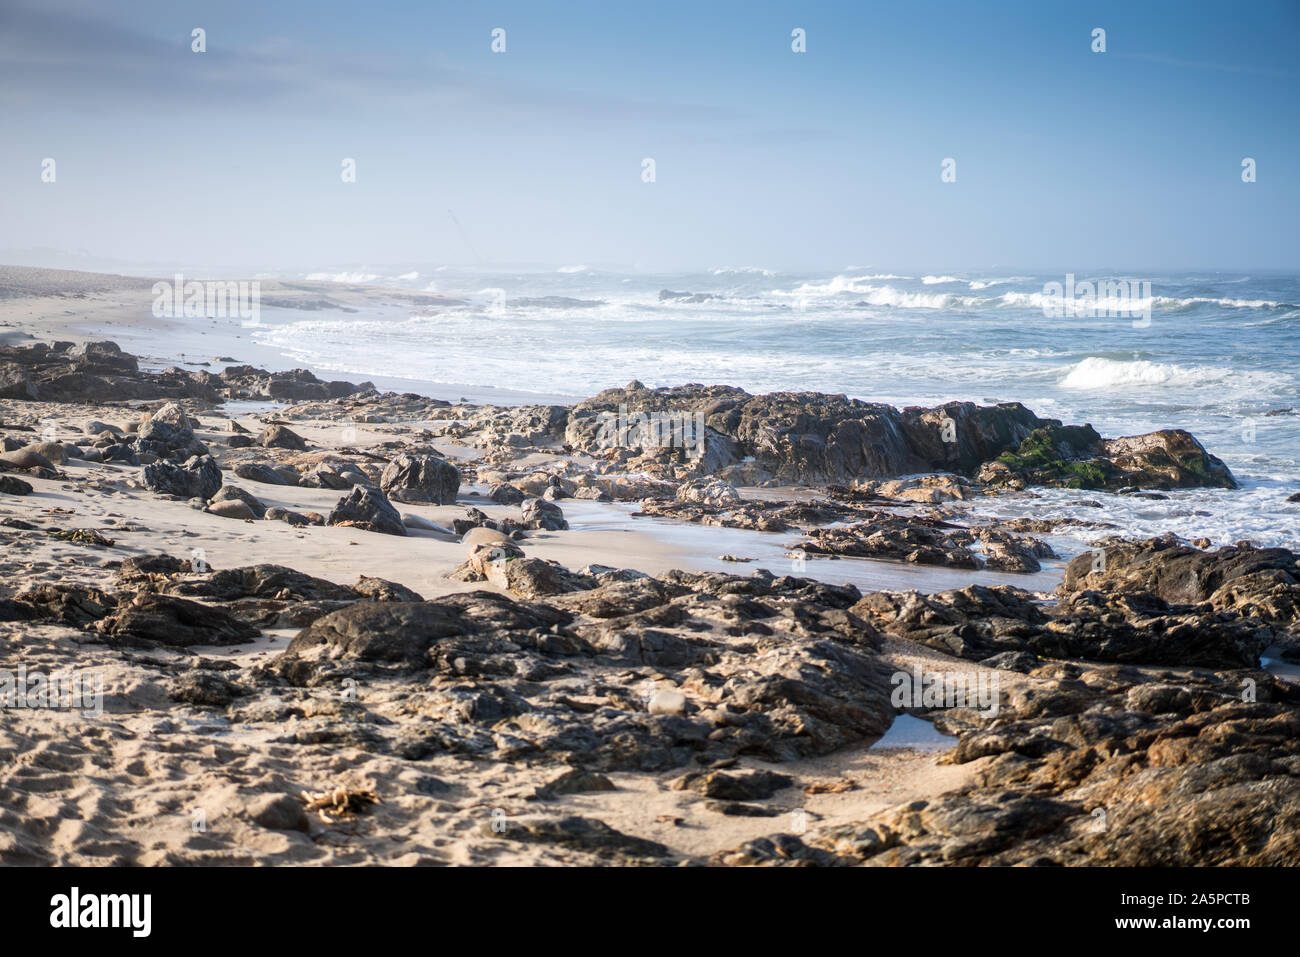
2;266;1299;867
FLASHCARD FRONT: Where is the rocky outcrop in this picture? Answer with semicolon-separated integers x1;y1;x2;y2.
980;425;1236;490
0;341;219;404
854;580;1274;669
802;664;1300;866
565;382;1229;490
266;568;895;771
1060;537;1300;632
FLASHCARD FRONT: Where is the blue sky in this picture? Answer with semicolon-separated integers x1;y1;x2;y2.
2;0;1297;272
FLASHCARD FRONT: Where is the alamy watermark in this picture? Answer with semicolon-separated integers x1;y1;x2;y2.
152;273;261;326
1040;273;1152;328
1;665;103;717
594;404;707;459
890;666;999;717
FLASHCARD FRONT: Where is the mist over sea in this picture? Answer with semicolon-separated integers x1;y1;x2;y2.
247;267;1300;550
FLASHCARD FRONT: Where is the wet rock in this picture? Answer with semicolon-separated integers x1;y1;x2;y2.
533;769;617;799
855;582;1273;669
796;512;981;570
676;478;740;505
12;582;117;626
494;558;596;599
138;407;207;458
0;362;38;400
809;668;1300;865
168;672;247;707
1061;538;1300;632
674;769;794;800
273;592;573;679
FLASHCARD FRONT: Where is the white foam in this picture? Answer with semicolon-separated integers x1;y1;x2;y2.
1060;357;1183;389
772;275;958;308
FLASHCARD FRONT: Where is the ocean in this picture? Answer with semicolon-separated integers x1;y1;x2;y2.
246;267;1300;552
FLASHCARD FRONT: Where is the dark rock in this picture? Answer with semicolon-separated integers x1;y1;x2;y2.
379;453;460;505
142;455;222;500
675;769;794;801
0;475;32;495
258;424;307;451
233;462;298;486
488;482;527;505
353;575;424;603
166;564;357;602
522;497;568;531
483;815;670;860
168;672;247;707
327;484;407;536
97;593;260;647
265;506;311;527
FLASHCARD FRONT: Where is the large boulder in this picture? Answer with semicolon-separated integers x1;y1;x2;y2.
327;484;407;536
137;415;207;459
521;497;568;531
379;453;460;505
1100;430;1237;489
258;424;308;451
141;455;222;500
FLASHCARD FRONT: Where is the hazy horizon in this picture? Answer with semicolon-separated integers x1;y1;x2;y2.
3;0;1297;273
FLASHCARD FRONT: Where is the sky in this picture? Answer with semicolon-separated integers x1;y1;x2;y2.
1;0;1297;273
